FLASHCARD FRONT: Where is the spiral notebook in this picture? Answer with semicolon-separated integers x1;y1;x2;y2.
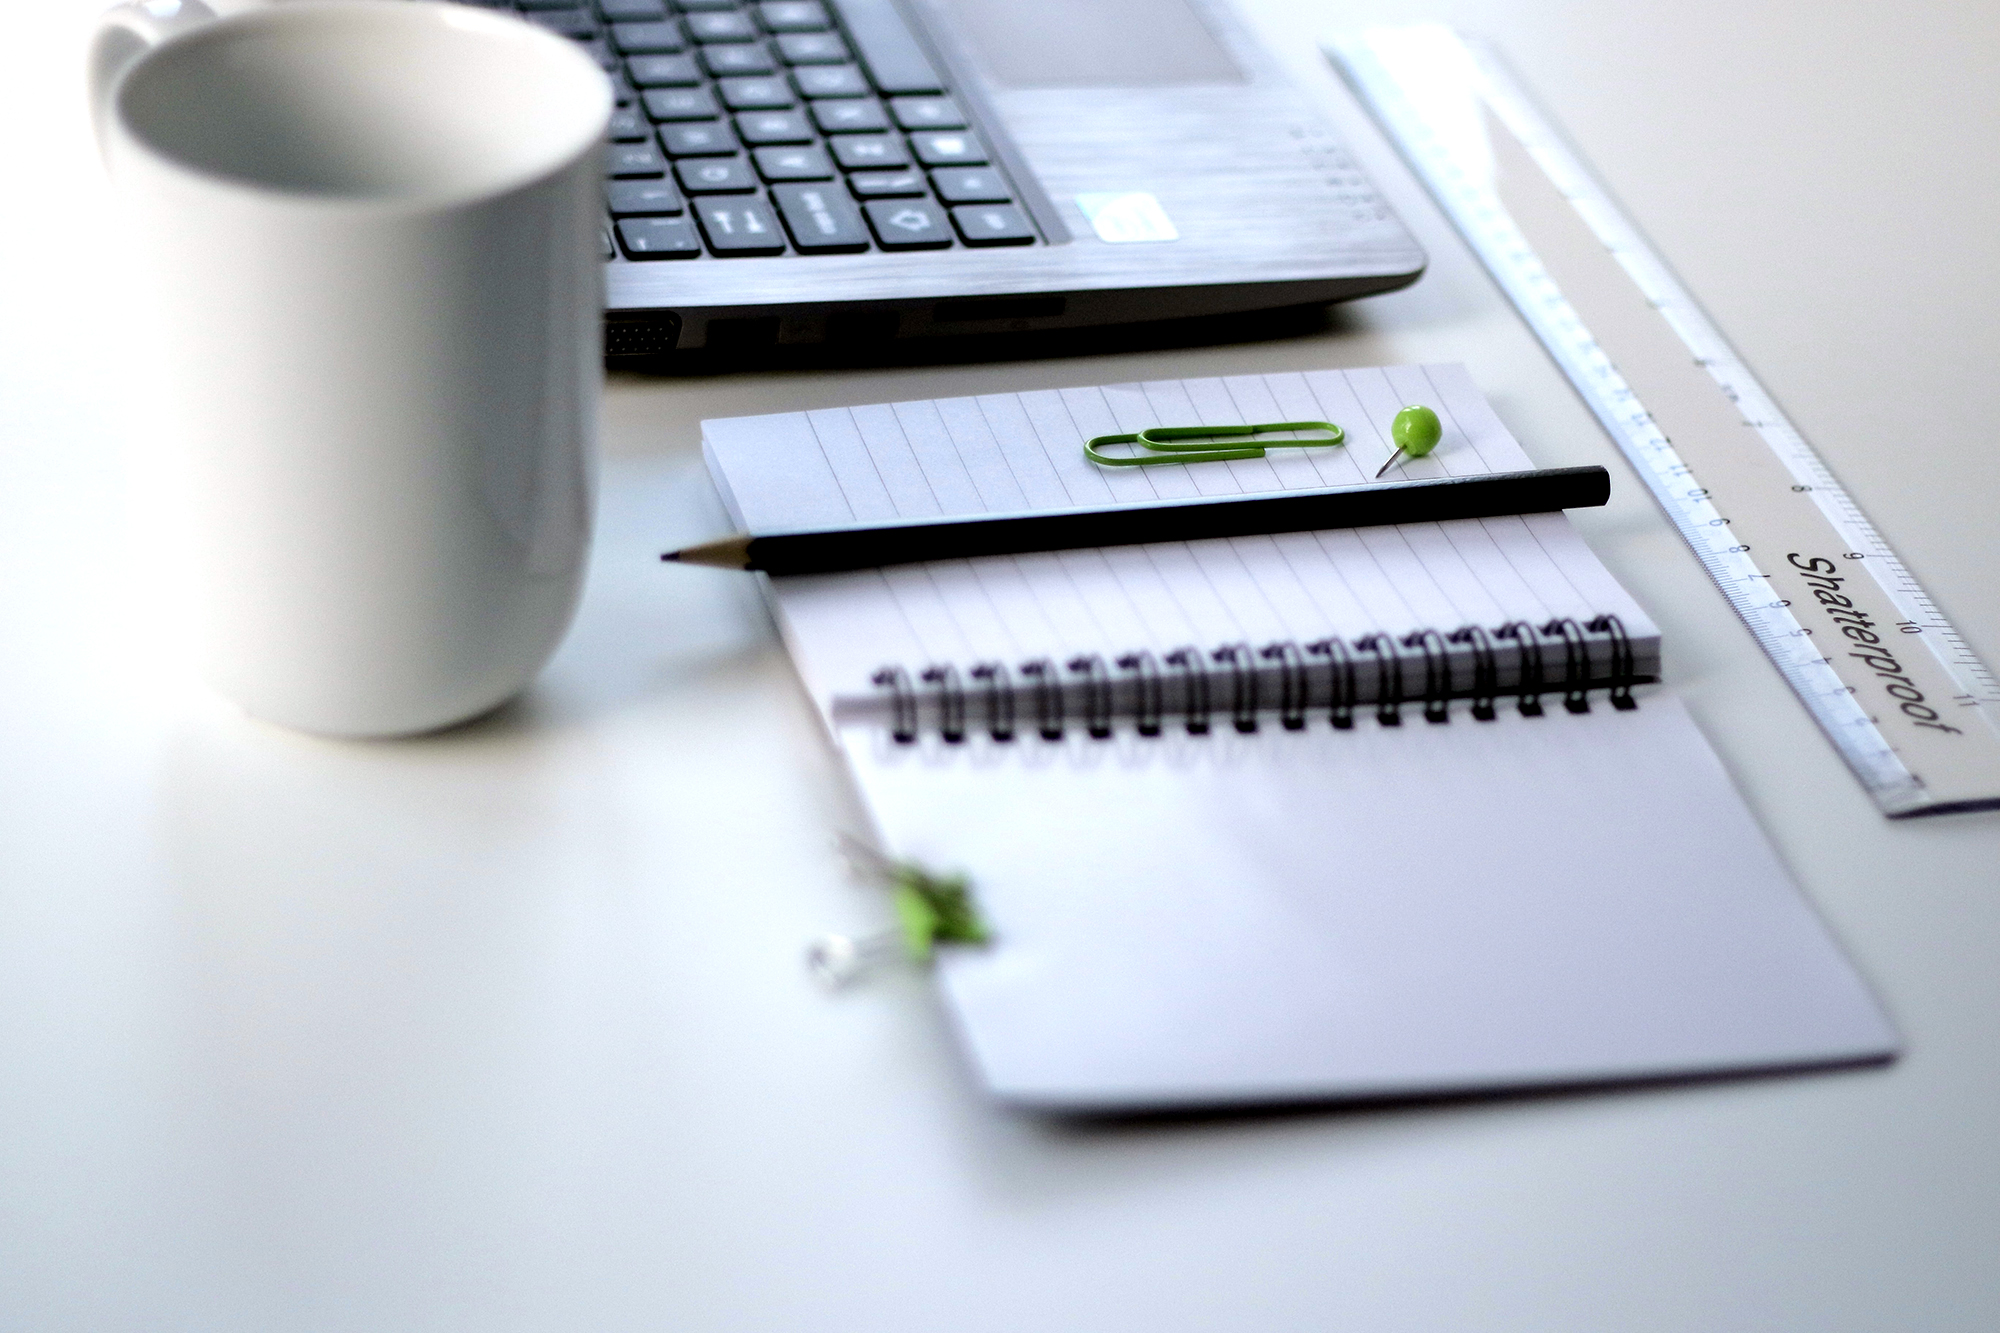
703;365;1898;1110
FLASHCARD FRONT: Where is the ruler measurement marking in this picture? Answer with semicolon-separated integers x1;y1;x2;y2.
1331;26;2000;815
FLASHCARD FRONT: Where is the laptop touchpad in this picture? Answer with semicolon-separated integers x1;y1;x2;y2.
929;0;1245;88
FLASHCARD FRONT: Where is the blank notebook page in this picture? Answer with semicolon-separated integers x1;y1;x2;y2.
847;701;1898;1108
702;364;1657;707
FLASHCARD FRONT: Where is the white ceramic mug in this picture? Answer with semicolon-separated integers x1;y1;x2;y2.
91;0;612;737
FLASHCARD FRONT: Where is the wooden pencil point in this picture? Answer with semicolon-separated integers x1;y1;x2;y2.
661;534;755;569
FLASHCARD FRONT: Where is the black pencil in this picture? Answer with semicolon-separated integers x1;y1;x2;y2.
662;465;1611;575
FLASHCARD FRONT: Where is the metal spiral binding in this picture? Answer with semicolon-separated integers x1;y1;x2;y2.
1448;624;1500;720
1021;658;1064;741
1117;651;1165;736
969;662;1016;741
1587;614;1638;711
1543;618;1594;715
920;664;967;743
1403;627;1453;724
1166;647;1211;735
1262;641;1310;731
1308;636;1359;729
870;619;1641;742
1357;633;1404;727
1496;621;1546;717
1213;642;1259;734
1067;654;1114;739
871;665;918;743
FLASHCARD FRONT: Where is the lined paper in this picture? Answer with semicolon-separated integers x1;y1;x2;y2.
702;365;1655;707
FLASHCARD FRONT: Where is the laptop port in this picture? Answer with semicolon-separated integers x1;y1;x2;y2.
604;314;681;357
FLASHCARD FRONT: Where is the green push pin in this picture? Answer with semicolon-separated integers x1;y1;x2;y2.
889;863;990;963
808;835;994;987
1374;404;1444;479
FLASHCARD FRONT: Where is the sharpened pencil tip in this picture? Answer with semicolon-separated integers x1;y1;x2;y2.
660;534;756;569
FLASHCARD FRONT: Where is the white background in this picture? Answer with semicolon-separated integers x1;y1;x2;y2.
4;0;1997;1328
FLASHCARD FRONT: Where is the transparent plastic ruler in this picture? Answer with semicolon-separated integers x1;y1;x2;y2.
1329;24;2000;816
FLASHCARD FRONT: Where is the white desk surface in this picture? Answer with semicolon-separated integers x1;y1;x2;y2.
7;1;1998;1328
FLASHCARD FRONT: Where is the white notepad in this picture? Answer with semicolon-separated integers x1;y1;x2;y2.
707;363;1660;716
703;365;1898;1110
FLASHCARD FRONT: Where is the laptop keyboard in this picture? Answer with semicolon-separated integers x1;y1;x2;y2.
451;0;1040;261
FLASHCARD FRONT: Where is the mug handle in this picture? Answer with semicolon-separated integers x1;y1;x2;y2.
89;0;219;157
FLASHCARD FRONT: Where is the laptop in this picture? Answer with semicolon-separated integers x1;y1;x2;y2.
481;0;1426;358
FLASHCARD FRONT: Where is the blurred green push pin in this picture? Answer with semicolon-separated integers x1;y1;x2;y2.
808;835;993;988
1374;404;1444;479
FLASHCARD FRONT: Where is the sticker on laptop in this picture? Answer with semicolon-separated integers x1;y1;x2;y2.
1073;192;1180;243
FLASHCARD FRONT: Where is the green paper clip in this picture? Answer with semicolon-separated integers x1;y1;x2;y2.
1084;420;1346;467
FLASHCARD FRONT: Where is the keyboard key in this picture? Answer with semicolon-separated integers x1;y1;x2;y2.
889;96;964;130
607;179;686;215
831;0;944;94
676;156;758;193
811;99;888;133
641;85;719;119
610;20;684;53
753;144;834;180
771;182;870;252
929;166;1009;203
716;76;795;110
628;54;702;87
830;134;908;169
608;103;650;141
776;32;848;64
735;109;814;144
684;10;756;41
908;130;986;166
659;121;738;155
757;1;830;32
700;43;775;75
846;168;927;197
526;8;597;38
863;198;952;249
950;202;1034;246
695;199;788;255
617;216;702;258
606;141;668;177
597;0;667;18
792;65;869;98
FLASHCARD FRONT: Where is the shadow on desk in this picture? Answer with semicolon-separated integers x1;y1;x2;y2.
1033;1053;1897;1137
608;302;1349;378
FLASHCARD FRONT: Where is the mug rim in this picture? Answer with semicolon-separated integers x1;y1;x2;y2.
110;0;613;213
